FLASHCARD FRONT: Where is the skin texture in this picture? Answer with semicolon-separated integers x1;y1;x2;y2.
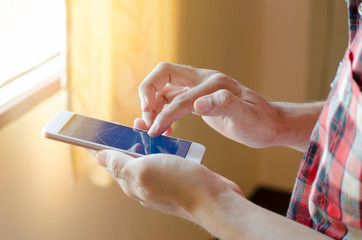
95;63;330;239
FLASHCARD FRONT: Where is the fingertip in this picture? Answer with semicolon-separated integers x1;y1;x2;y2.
148;122;160;137
134;118;149;131
148;123;172;137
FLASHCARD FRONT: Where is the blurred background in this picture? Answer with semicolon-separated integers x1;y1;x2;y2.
0;0;347;239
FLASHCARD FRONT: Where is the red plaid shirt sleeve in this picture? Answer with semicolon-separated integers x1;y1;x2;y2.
286;1;362;239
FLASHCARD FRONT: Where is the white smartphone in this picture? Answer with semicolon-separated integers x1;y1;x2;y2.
42;111;205;163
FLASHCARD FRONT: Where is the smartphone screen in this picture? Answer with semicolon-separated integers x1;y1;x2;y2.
59;114;192;157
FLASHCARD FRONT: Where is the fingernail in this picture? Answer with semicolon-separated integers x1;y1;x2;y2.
195;96;212;113
96;151;107;167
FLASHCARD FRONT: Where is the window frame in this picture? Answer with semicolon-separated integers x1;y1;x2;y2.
0;56;64;127
0;0;66;128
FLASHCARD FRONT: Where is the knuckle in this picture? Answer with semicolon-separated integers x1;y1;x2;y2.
138;81;146;94
213;72;229;81
210;72;229;85
172;93;188;105
167;93;191;112
155;62;172;72
108;158;122;178
119;179;134;196
209;72;240;92
215;89;235;105
121;180;144;200
138;80;155;94
139;62;173;94
131;181;149;198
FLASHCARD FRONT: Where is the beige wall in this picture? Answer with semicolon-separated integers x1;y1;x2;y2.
257;0;347;190
257;1;312;190
0;1;348;240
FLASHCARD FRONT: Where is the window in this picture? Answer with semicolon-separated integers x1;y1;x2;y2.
0;0;66;125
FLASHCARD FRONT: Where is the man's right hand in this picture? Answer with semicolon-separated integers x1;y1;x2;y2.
139;62;324;150
139;62;286;148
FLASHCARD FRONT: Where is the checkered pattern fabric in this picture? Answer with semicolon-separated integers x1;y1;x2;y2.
286;1;362;239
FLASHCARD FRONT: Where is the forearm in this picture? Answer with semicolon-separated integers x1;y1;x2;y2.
271;101;325;151
191;190;332;240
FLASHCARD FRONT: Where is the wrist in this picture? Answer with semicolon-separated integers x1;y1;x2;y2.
188;187;248;240
270;101;324;151
188;185;332;240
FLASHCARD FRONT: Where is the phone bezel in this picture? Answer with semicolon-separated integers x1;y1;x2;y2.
42;111;205;163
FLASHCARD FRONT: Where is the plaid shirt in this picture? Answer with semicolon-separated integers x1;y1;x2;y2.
286;1;362;239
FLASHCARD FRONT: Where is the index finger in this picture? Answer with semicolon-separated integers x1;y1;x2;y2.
147;74;243;136
139;63;199;112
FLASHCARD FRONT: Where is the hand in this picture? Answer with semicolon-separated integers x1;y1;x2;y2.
139;62;283;148
95;150;243;221
95;150;331;240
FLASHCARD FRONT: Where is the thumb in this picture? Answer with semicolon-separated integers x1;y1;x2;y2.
95;150;134;179
194;89;239;116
